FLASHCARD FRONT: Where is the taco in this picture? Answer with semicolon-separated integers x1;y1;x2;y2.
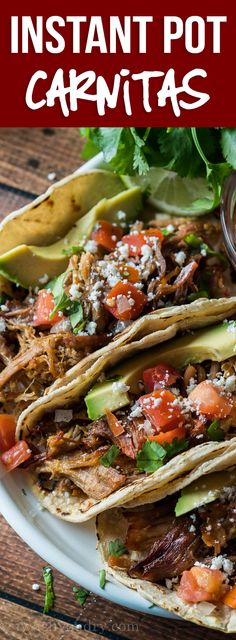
1;161;236;417
97;454;236;633
12;316;236;523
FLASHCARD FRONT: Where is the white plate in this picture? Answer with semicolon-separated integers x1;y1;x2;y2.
0;153;176;620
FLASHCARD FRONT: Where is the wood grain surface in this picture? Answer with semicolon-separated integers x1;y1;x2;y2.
0;128;235;640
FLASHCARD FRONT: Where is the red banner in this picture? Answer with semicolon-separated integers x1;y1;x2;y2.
0;0;235;125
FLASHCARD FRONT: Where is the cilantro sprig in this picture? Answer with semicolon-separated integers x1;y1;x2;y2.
43;567;55;614
46;272;84;331
184;233;227;265
73;586;89;605
80;128;236;207
99;569;107;590
136;440;166;473
108;539;127;557
101;445;120;468
207;419;225;442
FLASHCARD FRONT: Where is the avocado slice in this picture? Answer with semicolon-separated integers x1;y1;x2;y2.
85;379;130;421
84;322;236;419
0;170;125;254
109;322;236;393
0;187;142;287
175;469;236;516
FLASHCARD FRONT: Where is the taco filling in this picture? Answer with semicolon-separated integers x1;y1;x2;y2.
102;469;236;611
11;322;236;510
0;212;235;415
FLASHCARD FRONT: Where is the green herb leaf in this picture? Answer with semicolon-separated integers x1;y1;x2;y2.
187;291;209;302
47;271;69;319
99;569;107;590
148;603;156;609
73;320;86;334
207;419;225;442
100;445;120;468
43;567;55;614
184;233;227;265
62;245;85;257
163;438;189;459
221;129;236;169
69;301;84;329
136;440;166;473
108;539;127;557
184;233;202;249
73;586;89;606
0;293;9;305
160;227;173;236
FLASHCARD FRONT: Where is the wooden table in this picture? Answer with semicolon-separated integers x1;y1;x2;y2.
0;128;234;640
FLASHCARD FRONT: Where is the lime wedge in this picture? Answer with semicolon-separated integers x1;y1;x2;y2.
123;168;214;217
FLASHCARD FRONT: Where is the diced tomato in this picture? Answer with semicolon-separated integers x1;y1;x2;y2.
139;389;183;432
1;440;31;472
149;425;186;445
117;264;140;283
33;290;63;327
91;220;123;251
0;414;16;452
121;229;163;257
143;364;180;392
106;410;125;437
104;282;147;321
223;586;236;609
178;567;225;604
188;381;232;419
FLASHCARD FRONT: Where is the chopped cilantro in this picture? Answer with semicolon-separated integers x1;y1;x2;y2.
69;301;84;329
73;320;86;334
73;586;89;605
108;539;127;557
184;233;227;265
42;567;55;614
187;291;209;302
207;419;225;441
47;272;68;319
99;569;107;590
160;228;172;236
62;245;84;256
100;445;120;468
163;438;189;459
136;440;166;473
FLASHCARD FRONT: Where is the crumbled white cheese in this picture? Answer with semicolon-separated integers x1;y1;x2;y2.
47;171;56;180
200;248;207;257
210;555;234;575
0;318;6;332
130;403;143;418
189;524;196;533
142;419;154;434
54;409;73;423
225;375;236;392
175;251;186;266
116;242;129;260
38;273;49;284
32;583;40;591
141;244;153;263
86;321;97;335
186;377;197;394
111;381;130;393
117;210;126;220
69;284;81;300
0;304;8;312
165;578;173;590
166;224;174;232
84;239;98;254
